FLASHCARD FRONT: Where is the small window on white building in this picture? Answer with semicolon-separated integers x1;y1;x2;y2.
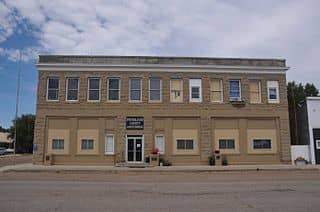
88;78;100;101
149;78;161;102
47;78;59;101
66;78;79;101
105;135;114;154
189;79;202;102
267;81;279;103
155;135;165;154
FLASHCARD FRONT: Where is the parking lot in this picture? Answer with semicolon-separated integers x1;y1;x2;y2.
0;170;319;211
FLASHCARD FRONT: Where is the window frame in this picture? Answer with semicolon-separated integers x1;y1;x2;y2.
176;139;194;150
252;139;272;149
170;79;183;103
267;81;280;103
105;134;115;155
189;79;202;102
66;77;79;102
229;79;241;101
87;77;101;102
149;78;162;102
46;77;60;102
107;78;121;102
219;139;235;149
52;139;64;150
155;134;165;154
249;80;261;104
210;79;223;103
81;139;94;150
129;78;142;102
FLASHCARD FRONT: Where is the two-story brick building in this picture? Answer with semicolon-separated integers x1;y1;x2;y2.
33;55;291;165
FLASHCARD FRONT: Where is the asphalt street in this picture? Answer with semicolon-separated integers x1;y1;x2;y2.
0;170;319;212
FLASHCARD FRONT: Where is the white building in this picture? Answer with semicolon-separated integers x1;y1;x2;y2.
306;97;320;164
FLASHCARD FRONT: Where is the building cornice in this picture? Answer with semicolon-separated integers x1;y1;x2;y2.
36;63;289;74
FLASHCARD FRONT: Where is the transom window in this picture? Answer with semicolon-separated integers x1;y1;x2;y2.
189;79;202;102
249;80;261;103
219;139;235;149
267;81;279;103
210;79;223;102
66;78;79;101
52;139;64;150
129;78;142;101
149;78;161;101
81;139;94;150
177;139;194;150
170;79;183;102
47;78;59;101
88;78;100;101
253;139;271;149
108;78;120;101
229;80;241;101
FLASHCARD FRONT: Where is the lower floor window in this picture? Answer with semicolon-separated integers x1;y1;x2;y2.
52;139;64;150
219;139;235;149
177;139;194;150
105;135;114;154
155;135;165;154
81;139;94;150
253;139;271;149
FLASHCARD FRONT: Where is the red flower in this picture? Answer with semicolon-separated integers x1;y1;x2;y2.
151;147;159;154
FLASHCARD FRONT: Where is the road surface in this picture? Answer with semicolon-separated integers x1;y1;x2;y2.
0;170;319;211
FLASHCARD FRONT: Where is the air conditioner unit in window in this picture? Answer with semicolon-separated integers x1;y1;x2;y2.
229;97;241;102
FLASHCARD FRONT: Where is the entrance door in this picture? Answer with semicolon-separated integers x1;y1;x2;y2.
127;135;143;162
313;129;320;164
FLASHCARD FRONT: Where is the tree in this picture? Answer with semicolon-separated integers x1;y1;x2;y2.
8;114;35;153
287;81;319;145
0;126;9;133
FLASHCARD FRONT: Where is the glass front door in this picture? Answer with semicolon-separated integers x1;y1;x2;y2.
127;135;143;162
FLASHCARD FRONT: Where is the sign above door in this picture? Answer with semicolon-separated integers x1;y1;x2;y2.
126;117;144;130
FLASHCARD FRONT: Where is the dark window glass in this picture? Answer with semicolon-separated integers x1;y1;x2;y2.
47;78;59;100
88;78;100;101
269;88;277;100
219;139;235;149
149;79;161;101
108;78;120;101
130;79;141;90
253;139;271;149
81;139;94;150
191;87;200;99
177;139;194;150
130;79;141;101
67;78;79;101
186;140;194;149
52;139;64;150
177;140;185;150
229;80;240;98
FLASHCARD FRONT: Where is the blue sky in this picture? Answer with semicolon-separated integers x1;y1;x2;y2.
0;0;320;128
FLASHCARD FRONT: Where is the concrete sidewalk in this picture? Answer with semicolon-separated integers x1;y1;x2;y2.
1;163;319;173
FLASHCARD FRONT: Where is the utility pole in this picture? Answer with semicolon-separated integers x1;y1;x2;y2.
14;50;22;158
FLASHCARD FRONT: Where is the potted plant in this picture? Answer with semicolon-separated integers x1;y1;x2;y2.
295;157;307;165
222;156;228;166
151;147;159;154
208;155;215;166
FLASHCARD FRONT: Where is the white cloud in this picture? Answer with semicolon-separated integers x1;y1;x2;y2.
1;0;320;87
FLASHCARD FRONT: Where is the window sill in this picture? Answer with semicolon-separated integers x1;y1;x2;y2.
107;100;121;103
128;100;142;103
87;100;101;103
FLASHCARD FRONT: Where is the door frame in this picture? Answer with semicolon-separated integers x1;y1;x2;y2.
125;134;144;163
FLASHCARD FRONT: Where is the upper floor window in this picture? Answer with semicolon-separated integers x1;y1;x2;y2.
47;77;59;101
170;79;183;102
107;78;120;101
229;80;241;101
87;78;100;101
249;80;261;103
210;79;223;103
129;78;142;102
267;81;279;103
189;79;202;102
149;78;161;102
66;78;79;101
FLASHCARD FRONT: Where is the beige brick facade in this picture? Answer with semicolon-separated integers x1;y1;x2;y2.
33;56;291;165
